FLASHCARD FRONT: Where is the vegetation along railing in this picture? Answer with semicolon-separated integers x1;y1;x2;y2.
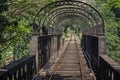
0;55;36;80
99;55;120;80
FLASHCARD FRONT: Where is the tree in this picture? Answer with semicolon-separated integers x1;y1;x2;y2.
108;0;120;18
0;0;57;67
95;0;120;63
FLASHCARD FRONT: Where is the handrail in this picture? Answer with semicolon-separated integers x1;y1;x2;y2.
0;55;36;80
99;55;120;80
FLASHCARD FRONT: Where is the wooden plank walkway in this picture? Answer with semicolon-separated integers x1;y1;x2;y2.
33;35;95;80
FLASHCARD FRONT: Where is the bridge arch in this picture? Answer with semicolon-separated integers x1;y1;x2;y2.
31;0;106;74
32;0;104;36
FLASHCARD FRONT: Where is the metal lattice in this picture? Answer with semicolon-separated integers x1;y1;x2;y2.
33;0;104;36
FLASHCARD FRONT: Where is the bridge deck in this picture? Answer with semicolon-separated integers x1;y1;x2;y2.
50;36;81;80
33;35;94;80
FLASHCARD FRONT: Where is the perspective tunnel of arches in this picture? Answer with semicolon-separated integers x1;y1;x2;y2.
31;0;106;74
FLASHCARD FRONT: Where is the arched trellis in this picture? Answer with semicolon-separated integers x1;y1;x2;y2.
30;0;106;74
43;8;95;27
32;0;104;36
49;14;91;34
43;10;95;34
43;7;97;26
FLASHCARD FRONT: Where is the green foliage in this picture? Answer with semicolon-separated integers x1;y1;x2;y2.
0;0;9;46
108;0;120;18
95;0;120;63
0;0;57;67
108;0;120;8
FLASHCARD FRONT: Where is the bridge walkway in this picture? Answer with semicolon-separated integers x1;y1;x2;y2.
33;35;94;80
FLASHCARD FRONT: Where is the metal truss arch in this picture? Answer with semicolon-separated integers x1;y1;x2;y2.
32;0;104;36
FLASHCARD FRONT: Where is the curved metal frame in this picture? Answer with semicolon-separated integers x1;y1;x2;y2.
46;12;91;30
32;0;105;35
54;15;90;33
43;7;97;26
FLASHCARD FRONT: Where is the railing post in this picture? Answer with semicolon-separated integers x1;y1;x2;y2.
60;35;63;49
30;35;39;72
98;36;106;55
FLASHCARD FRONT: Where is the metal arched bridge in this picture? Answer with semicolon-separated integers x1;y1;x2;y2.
0;0;120;80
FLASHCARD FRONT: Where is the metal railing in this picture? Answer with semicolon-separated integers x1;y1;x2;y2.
99;55;120;80
0;55;36;80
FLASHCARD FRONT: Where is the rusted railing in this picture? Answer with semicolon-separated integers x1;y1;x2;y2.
99;55;120;80
0;55;36;80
